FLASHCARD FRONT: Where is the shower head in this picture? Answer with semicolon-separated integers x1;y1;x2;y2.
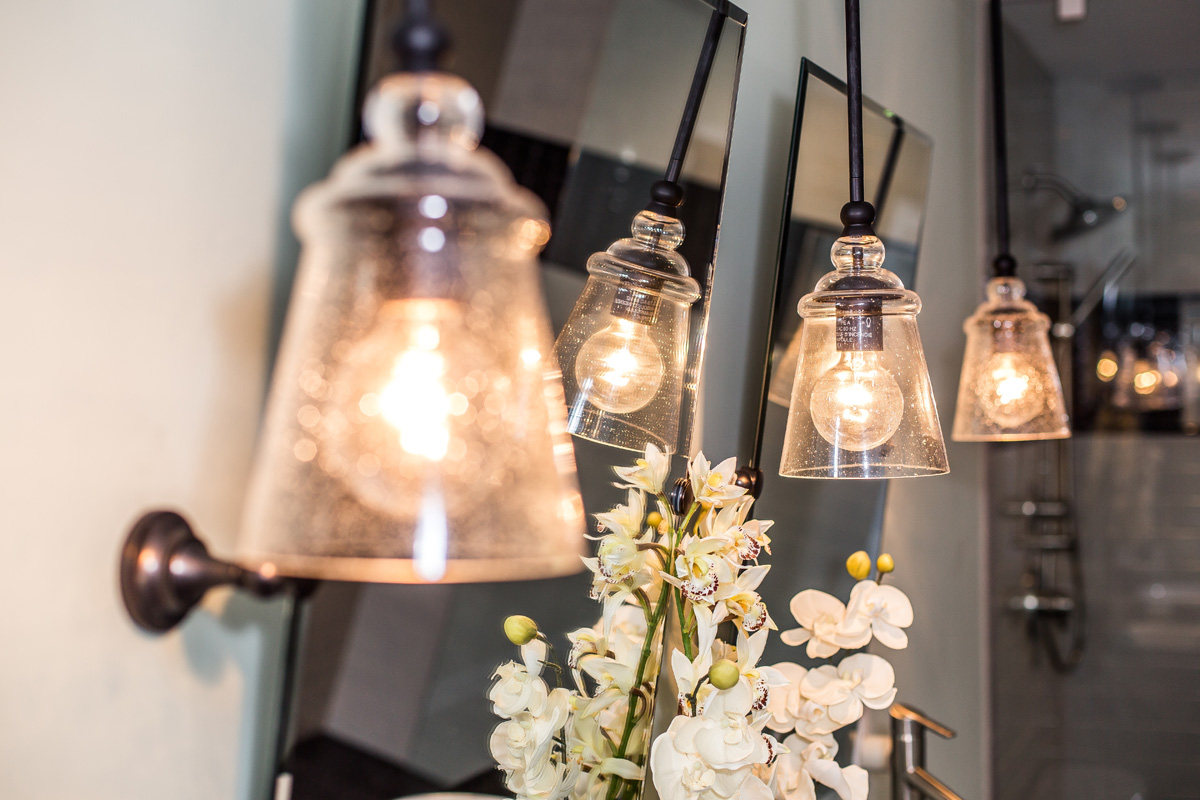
1022;171;1127;242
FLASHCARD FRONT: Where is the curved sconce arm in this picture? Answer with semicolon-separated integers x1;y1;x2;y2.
119;510;296;633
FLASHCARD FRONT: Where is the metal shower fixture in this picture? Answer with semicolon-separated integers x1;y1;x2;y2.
1022;171;1127;241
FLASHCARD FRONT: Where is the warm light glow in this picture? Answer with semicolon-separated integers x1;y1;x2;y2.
1133;359;1160;395
1096;351;1119;382
809;350;904;451
338;300;458;472
574;318;665;414
976;351;1046;428
376;324;451;461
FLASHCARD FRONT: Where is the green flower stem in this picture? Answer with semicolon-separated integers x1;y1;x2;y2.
676;589;694;662
605;577;672;800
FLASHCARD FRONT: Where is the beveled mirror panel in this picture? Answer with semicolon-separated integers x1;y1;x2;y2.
754;59;935;665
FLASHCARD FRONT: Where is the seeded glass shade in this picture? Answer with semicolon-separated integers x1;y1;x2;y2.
952;276;1069;441
780;235;948;478
554;210;701;453
235;72;586;583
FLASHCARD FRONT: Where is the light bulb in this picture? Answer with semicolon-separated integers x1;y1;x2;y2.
809;350;904;451
975;351;1047;428
1096;350;1118;382
1133;359;1159;395
574;318;665;414
326;298;468;515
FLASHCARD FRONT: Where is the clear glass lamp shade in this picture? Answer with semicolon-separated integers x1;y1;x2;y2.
554;210;700;453
952;276;1070;441
234;71;586;583
780;235;949;478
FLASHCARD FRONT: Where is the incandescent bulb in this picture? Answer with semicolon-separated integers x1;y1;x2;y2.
976;351;1047;427
327;298;470;515
809;350;904;451
574;318;665;414
1096;351;1119;382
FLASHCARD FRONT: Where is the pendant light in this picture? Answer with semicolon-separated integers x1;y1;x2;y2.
951;0;1069;442
779;0;948;479
553;11;728;454
233;2;586;583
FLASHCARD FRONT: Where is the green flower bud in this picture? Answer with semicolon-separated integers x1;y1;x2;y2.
504;615;539;646
709;659;740;690
846;550;872;581
877;553;895;574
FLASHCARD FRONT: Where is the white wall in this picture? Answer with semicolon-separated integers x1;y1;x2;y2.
0;2;361;798
701;1;990;797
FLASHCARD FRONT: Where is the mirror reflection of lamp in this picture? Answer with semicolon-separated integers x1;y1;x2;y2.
553;9;727;455
951;0;1069;442
780;0;947;479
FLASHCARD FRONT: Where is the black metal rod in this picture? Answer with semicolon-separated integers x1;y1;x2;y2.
845;0;866;204
989;0;1016;277
664;7;726;185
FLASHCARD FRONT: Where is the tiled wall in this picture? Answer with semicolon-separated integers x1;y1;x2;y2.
991;434;1200;800
989;22;1200;800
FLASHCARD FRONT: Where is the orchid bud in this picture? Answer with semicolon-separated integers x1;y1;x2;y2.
647;511;664;530
846;550;872;581
709;659;740;690
504;615;539;646
877;553;895;574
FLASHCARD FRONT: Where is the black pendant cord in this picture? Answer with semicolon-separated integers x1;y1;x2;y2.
646;6;727;216
392;0;449;72
989;0;1016;278
840;0;877;237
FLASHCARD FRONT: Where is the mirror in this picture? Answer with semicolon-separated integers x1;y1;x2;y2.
753;59;935;665
281;2;746;796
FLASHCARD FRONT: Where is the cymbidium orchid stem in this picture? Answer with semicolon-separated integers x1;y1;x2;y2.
677;589;695;661
606;578;672;800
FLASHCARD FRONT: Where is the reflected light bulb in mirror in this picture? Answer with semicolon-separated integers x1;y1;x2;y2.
1096;350;1119;382
976;351;1047;428
809;350;904;451
1133;359;1160;395
574;318;665;414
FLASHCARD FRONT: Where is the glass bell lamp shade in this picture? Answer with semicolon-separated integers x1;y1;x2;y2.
780;235;949;478
952;276;1069;441
553;210;700;453
234;71;586;583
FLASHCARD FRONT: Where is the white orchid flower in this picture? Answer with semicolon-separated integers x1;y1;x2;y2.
780;590;871;658
650;714;774;800
692;680;770;769
800;653;897;727
702;499;773;561
662;535;733;605
508;752;580;800
840;580;914;649
688;452;748;509
712;565;776;634
764;662;841;737
672;648;714;715
490;687;572;772
581;654;638;696
490;657;550;719
730;629;788;714
593;489;646;539
614;443;671;495
773;734;869;800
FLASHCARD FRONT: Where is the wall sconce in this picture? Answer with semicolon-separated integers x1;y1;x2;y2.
952;0;1070;442
553;9;725;455
779;0;948;479
119;1;585;632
